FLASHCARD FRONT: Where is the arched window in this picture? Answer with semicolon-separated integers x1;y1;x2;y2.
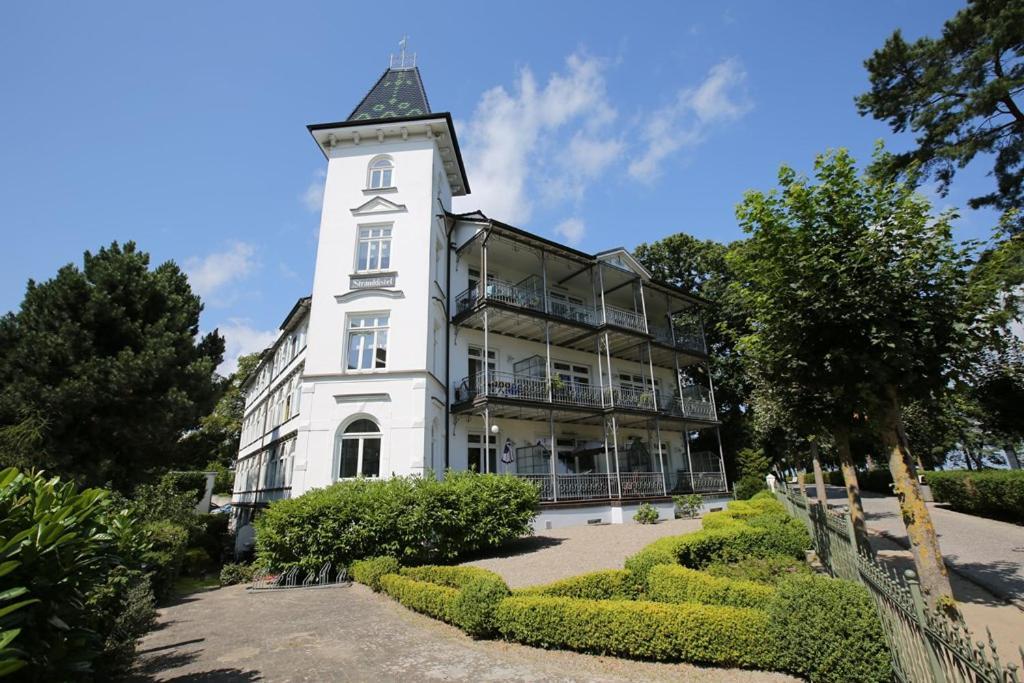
367;156;394;189
336;418;381;478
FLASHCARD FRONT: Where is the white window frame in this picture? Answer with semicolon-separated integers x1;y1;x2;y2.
335;419;382;479
467;432;497;474
553;360;590;385
355;224;393;274
367;155;394;190
346;312;390;372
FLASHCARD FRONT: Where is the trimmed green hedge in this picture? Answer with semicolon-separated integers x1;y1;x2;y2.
705;555;811;586
494;595;775;669
646;565;775;610
379;574;459;624
374;565;510;637
768;574;891;683
351;556;400;591
927;470;1024;523
517;569;638;600
255;472;538;571
802;469;894;494
399;565;501;589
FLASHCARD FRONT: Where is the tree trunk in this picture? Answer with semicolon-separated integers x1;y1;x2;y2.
810;440;827;507
797;468;807;498
1005;443;1021;470
963;444;974;471
834;423;869;550
880;385;956;612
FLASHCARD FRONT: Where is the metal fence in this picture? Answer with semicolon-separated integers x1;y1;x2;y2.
777;487;1023;682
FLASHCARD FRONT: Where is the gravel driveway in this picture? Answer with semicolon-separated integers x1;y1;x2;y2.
131;575;796;682
462;517;703;587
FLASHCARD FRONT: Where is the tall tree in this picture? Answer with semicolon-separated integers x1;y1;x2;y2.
856;0;1024;231
0;242;224;491
178;352;262;469
731;147;972;608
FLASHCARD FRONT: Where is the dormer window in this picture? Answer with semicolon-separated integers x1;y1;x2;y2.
367;156;394;189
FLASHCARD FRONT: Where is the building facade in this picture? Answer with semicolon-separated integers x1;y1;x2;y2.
232;54;729;529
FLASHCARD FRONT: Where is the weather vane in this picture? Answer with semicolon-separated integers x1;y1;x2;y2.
390;35;416;70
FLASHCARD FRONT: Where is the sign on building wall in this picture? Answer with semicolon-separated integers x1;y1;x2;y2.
350;274;396;289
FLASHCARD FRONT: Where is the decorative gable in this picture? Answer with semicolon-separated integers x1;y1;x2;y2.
596;248;652;280
350;196;408;216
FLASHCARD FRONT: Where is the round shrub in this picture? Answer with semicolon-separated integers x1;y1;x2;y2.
350;556;401;592
452;575;511;637
378;574;459;624
767;574;891;683
633;502;660;524
734;474;766;500
219;562;256;586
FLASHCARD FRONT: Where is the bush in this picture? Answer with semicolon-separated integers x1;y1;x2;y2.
494;595;775;669
85;567;156;679
927;470;1024;523
767;574;891;683
451;575;510;637
705;555;811;586
255;472;538;571
379;574;459;624
182;547;215;577
158;471;209;504
219;562;256;586
734;474;766;500
646;565;776;609
141;520;189;601
633;502;659;524
350;556;401;592
625;496;809;587
673;494;703;518
0;468;154;680
399;565;500;589
518;570;639;600
205;461;234;495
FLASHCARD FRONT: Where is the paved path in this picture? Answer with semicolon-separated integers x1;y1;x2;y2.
130;582;796;682
462;517;703;588
807;485;1024;609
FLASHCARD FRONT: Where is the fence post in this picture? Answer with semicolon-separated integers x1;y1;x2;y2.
906;569;945;683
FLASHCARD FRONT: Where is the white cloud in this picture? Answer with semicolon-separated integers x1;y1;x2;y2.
454;53;622;225
554;217;586;246
301;168;327;212
216;318;278;375
185;242;258;303
629;58;751;182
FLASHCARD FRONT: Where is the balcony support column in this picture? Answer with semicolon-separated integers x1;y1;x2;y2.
705;361;719;421
549;410;558;502
667;293;685;416
646;341;658;411
610;414;622;498
597;263;608;326
655;417;667;495
602;415;613;498
481;230;491;402
545;322;553;403
482;408;491;474
714;425;728;492
604;334;615;408
638;278;650;334
684;427;696;492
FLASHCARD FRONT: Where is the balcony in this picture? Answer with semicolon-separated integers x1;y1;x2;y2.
667;471;728;494
232;487;292;506
515;471;667;502
453;281;694;340
453;371;717;424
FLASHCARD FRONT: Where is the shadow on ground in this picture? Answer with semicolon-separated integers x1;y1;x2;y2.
460;534;564;561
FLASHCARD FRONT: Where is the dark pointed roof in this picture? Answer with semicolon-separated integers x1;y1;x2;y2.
348;67;431;121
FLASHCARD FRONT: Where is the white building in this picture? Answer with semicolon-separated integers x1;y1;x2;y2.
232;52;729;530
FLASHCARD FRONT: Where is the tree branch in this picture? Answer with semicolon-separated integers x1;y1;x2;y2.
993;49;1024;125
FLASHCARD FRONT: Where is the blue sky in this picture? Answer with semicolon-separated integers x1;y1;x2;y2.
1;1;1002;372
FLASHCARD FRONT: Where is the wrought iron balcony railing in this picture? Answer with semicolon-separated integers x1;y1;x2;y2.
649;324;707;354
455;371;717;422
514;471;665;501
